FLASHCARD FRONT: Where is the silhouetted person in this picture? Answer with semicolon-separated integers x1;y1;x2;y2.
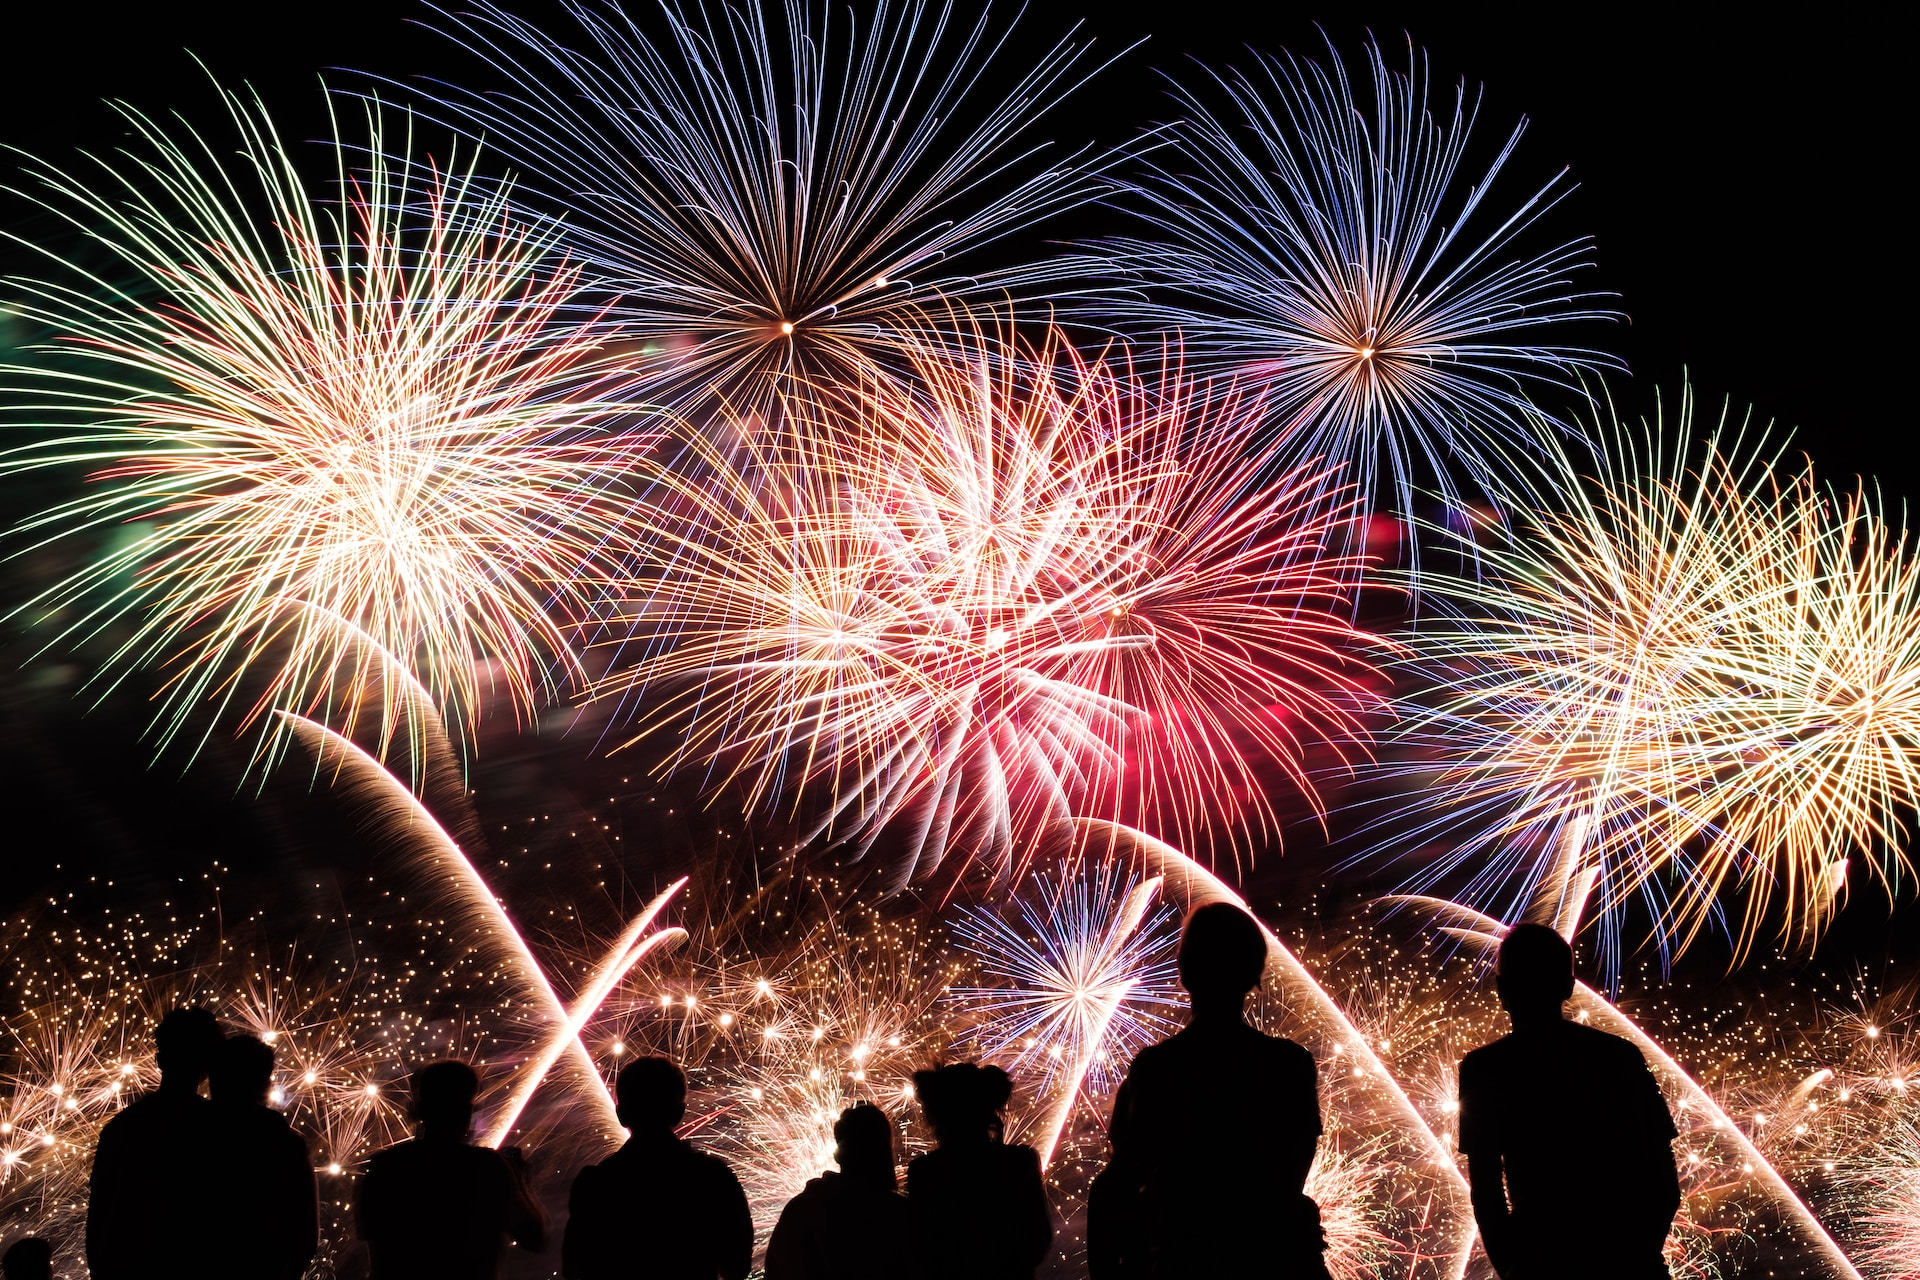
355;1061;546;1280
906;1063;1050;1280
766;1102;916;1280
562;1056;752;1280
1458;924;1680;1279
1096;902;1327;1279
205;1034;318;1280
87;1006;223;1280
2;1238;53;1280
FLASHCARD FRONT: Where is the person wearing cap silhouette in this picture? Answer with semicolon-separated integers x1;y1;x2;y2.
1095;902;1327;1278
1458;923;1680;1279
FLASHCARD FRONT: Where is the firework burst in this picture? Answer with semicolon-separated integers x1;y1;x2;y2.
948;866;1180;1101
407;0;1113;418
1087;38;1611;527
0;87;659;768
1379;387;1920;963
602;327;1381;887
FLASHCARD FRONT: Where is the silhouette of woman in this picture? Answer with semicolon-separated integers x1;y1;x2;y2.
905;1064;1051;1280
765;1103;916;1280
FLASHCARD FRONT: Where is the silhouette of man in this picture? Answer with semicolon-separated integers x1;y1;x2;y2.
87;1006;223;1280
206;1034;319;1280
1096;902;1326;1279
562;1056;752;1280
906;1063;1050;1280
766;1102;916;1280
1458;924;1680;1280
1;1238;53;1280
355;1061;546;1280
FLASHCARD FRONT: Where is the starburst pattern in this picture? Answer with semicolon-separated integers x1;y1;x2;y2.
1;89;659;767
601;326;1381;887
407;0;1112;418
1378;388;1920;962
1088;38;1611;526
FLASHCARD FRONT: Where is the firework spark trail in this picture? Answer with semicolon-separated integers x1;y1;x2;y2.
604;327;1381;887
1029;893;1154;1167
279;713;623;1143
1078;818;1477;1279
1;85;659;769
1084;37;1612;528
1845;1110;1920;1277
1386;891;1866;1279
403;0;1117;418
944;871;1167;1174
481;880;690;1148
1378;388;1920;967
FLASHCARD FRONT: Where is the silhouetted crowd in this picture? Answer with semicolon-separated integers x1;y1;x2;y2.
7;904;1681;1278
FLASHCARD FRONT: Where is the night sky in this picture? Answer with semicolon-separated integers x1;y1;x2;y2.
0;3;1908;970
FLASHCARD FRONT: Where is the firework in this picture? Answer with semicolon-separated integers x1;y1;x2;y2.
1378;388;1920;963
1384;877;1865;1280
0;901;430;1269
603;327;1381;887
0;87;659;768
406;0;1112;417
1086;38;1610;526
281;713;626;1148
1305;1130;1407;1280
949;866;1180;1164
1085;819;1480;1279
592;874;961;1246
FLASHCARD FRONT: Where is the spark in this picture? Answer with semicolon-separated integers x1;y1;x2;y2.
949;867;1180;1155
602;325;1381;886
404;0;1114;417
1084;37;1612;528
0;86;658;768
1380;387;1920;963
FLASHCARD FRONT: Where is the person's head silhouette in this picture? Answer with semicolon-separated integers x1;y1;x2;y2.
1494;923;1576;1028
152;1007;222;1095
912;1063;1012;1147
614;1056;687;1139
210;1033;277;1107
1177;902;1267;1019
411;1061;480;1142
832;1101;897;1188
1;1237;53;1280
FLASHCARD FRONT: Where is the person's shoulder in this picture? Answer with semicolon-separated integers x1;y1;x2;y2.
688;1144;744;1186
1561;1021;1658;1072
1001;1142;1042;1173
1460;1033;1517;1072
1122;1035;1173;1076
363;1138;412;1177
1252;1028;1315;1066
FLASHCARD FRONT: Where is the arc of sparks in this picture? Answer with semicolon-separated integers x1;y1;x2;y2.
1384;889;1865;1280
1031;874;1163;1169
279;712;630;1142
1076;819;1478;1278
481;880;690;1148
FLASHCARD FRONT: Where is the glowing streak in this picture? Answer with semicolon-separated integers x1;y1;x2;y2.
482;877;690;1147
1079;819;1476;1278
1386;892;1865;1279
278;711;622;1141
1031;875;1162;1169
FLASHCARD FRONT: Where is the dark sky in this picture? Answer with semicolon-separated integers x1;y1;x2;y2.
1;3;1908;967
4;3;1897;483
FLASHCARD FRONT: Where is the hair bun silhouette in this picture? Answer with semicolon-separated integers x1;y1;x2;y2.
912;1062;1013;1140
